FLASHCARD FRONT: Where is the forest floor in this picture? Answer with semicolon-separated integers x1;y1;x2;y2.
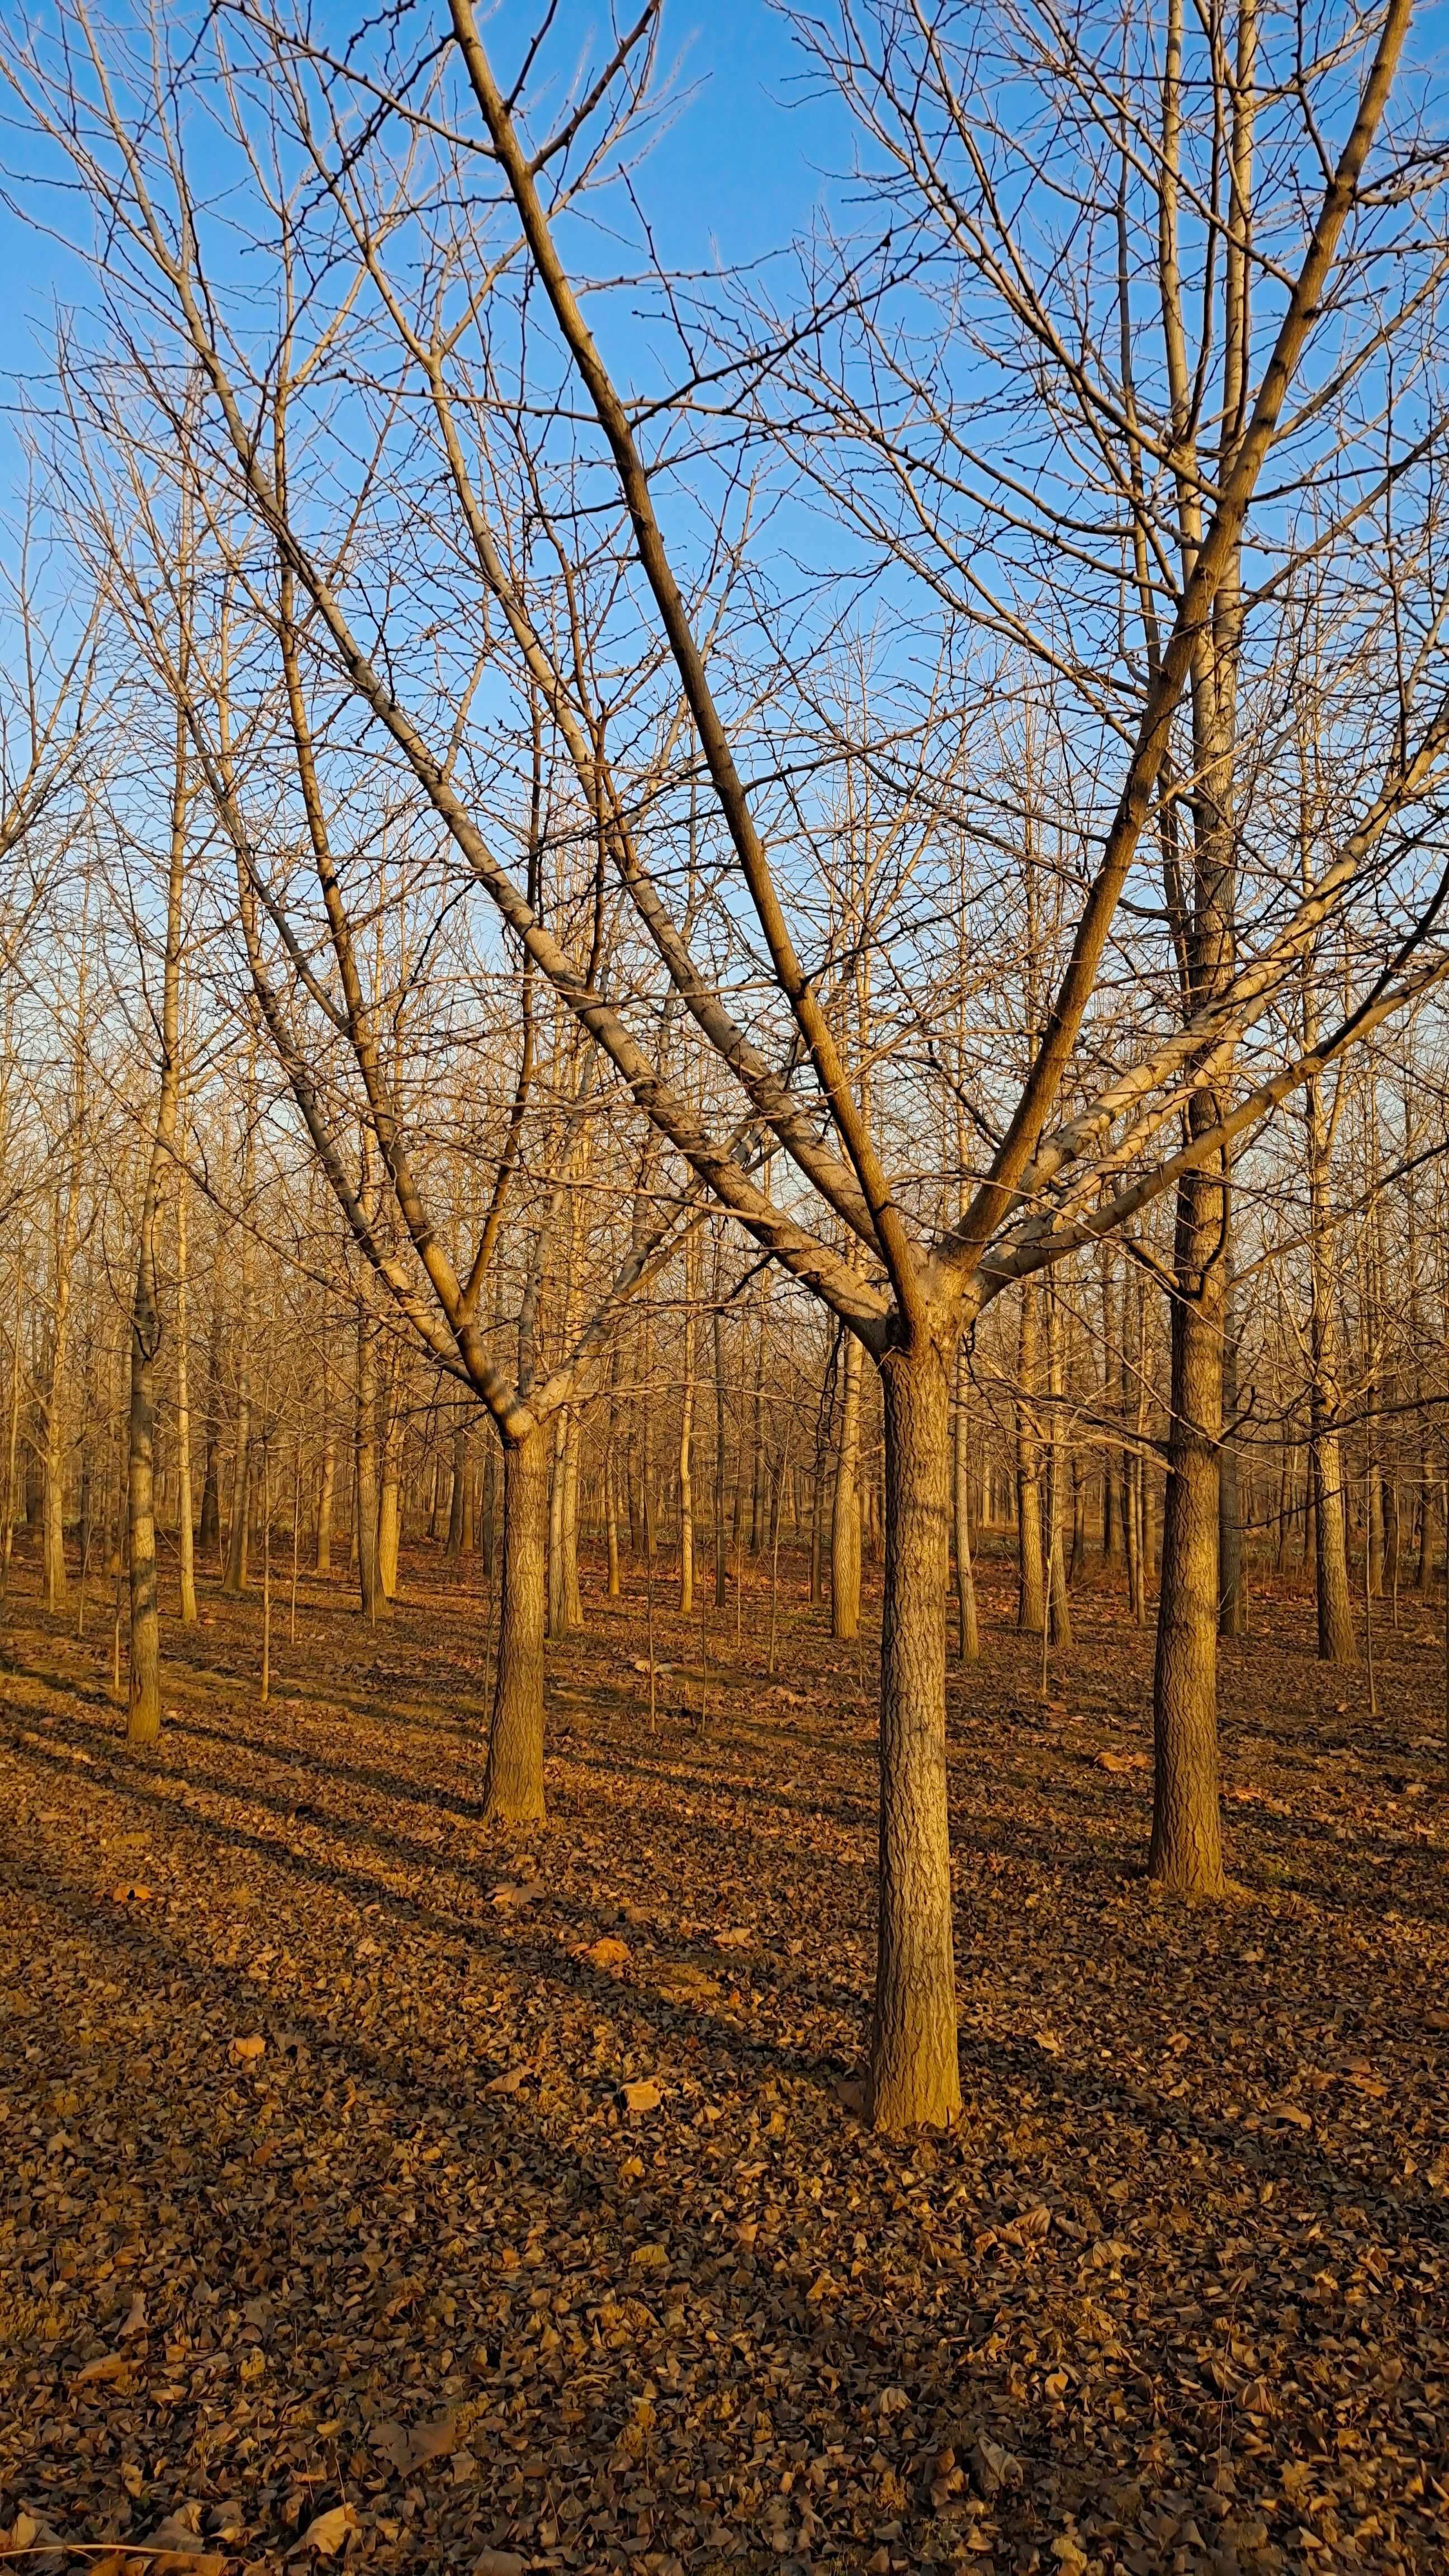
1;1537;1447;2576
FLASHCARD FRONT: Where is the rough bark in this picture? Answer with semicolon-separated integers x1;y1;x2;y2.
483;1426;548;1821
1149;1195;1228;1895
869;1333;961;2132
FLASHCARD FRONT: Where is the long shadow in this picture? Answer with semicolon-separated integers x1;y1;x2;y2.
5;1781;1409;2271
16;1692;884;1916
0;1724;873;2082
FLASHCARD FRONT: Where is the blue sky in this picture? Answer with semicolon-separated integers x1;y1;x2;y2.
0;2;846;481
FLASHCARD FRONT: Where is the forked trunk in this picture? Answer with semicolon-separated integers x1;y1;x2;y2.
484;1426;548;1822
1150;1205;1227;1896
869;1335;960;2133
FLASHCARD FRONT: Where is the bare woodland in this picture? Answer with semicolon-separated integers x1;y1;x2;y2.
0;1;1448;2570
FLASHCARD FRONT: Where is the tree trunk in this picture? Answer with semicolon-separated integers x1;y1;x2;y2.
712;1304;728;1609
1015;1280;1044;1633
316;1409;335;1574
1218;1258;1245;1635
562;1410;583;1625
869;1333;960;2133
1149;1182;1227;1896
126;1292;162;1745
678;1305;695;1616
831;1326;863;1640
377;1338;401;1598
199;1284;222;1556
1304;1066;1355;1660
129;695;189;1740
445;1415;467;1556
356;1303;387;1621
1045;1278;1071;1647
952;1347;979;1663
41;1293;70;1609
173;1162;198;1627
1100;1240;1123;1561
484;1425;548;1821
547;1413;566;1636
1;1264;21;1594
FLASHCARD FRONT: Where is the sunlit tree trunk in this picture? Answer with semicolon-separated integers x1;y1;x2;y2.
869;1330;960;2132
483;1424;548;1820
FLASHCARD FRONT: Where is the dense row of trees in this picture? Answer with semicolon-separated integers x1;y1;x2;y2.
2;0;1448;2125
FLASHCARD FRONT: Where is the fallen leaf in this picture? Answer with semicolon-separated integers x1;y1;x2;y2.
372;2412;457;2474
229;2034;266;2063
970;2436;1023;2498
73;2353;134;2388
581;1935;630;1967
485;2065;528;2095
297;2501;360;2558
146;2506;212;2554
473;2553;525;2576
618;2077;662;2113
488;1883;537;1910
119;2291;148;2338
714;1925;752;1949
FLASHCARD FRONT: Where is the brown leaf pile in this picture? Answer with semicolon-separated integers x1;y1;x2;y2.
0;1549;1446;2575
